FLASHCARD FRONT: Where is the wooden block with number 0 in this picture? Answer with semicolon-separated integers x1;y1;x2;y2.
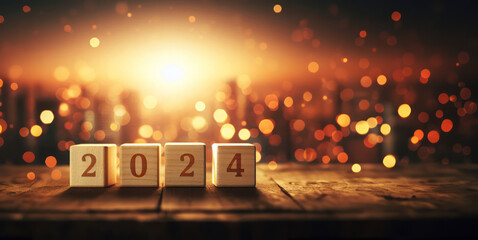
70;144;117;187
165;143;205;187
119;143;161;187
212;143;256;187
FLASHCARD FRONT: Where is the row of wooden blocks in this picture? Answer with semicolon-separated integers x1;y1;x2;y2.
70;143;256;187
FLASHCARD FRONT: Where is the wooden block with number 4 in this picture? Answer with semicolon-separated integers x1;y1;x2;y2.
165;143;205;187
119;143;161;187
70;144;117;187
212;143;256;187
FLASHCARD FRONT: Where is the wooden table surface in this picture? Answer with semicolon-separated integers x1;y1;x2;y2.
1;163;478;239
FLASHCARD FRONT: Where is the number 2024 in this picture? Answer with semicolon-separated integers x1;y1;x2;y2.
80;153;245;177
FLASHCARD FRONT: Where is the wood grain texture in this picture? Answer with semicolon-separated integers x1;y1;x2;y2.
161;165;301;212
262;163;478;217
119;144;160;187
212;143;256;187
164;143;205;187
0;166;161;212
70;144;116;187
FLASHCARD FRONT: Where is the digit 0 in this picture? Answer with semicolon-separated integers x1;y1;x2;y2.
130;153;147;178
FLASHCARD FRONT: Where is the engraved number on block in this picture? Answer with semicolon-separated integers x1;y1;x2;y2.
179;153;195;177
227;153;245;177
81;153;97;177
130;153;147;178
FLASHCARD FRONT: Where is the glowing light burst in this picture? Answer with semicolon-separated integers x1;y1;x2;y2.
160;64;185;83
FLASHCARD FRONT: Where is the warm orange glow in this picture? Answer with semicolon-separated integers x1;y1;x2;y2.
398;104;411;118
284;96;294;107
195;101;206;112
143;95;158;109
64;24;72;32
51;169;62;180
273;4;282;13
359;30;367;38
351;163;361;173
366;117;378;129
10;82;18;91
308;61;319;73
256;151;262;162
220;123;235;140
438;93;449;104
19;127;29;137
435;109;443;119
59;103;70;117
192;116;207;132
53;66;70;82
360;76;372;88
314;129;325;141
414;129;424;140
236;74;251;89
89;37;100;48
40;110;54;124
23;5;31;13
45;156;57;168
82;121;93;131
420;69;431;79
152;130;163;140
337;152;348;163
322;155;331;164
292;119;306;131
391;11;401;21
380;123;391;135
265;94;279;110
383;155;396;168
238;128;251;140
427;130;440;143
336;114;351;127
27;172;35;180
0;15;4;24
355;121;369;135
213;109;228;123
94;130;106;141
188;15;196;23
259;119;274;135
268;161;278;170
358;99;370;111
441;119;453;132
23;151;35;163
303;91;313;101
138;124;153;138
377;75;387;85
30;125;43;137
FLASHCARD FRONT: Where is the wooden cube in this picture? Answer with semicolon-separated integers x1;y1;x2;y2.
119;143;161;187
164;143;206;187
70;144;117;187
212;143;256;187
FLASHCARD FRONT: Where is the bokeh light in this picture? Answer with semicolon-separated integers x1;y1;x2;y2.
89;37;100;48
40;110;54;124
383;155;396;168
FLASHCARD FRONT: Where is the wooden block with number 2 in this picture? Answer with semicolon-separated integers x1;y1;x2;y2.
212;143;256;187
70;144;117;187
165;143;205;187
119;143;161;187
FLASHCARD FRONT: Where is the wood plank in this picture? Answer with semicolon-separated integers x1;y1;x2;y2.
0;166;160;212
265;163;478;217
161;164;301;212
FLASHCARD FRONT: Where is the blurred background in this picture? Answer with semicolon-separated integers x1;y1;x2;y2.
0;0;476;176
